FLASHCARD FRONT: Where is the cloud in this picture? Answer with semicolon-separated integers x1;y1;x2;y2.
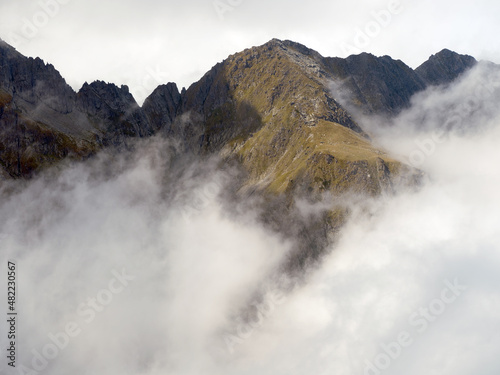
0;137;294;374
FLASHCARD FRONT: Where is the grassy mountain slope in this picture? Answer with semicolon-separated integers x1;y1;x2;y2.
176;39;417;195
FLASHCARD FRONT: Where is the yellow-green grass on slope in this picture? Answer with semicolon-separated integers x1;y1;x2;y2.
196;42;415;197
235;118;405;195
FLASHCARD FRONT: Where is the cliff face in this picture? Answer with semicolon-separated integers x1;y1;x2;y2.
76;81;154;144
142;82;182;133
0;40;161;176
0;38;478;182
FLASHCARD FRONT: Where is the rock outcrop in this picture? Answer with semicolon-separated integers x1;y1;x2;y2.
76;81;154;145
142;82;182;133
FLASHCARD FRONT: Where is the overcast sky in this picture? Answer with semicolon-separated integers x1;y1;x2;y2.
1;0;500;103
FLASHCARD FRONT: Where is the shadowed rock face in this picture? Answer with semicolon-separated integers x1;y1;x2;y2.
0;38;478;181
142;82;182;133
325;53;427;114
0;39;157;141
415;48;477;86
0;40;76;114
76;81;154;145
0;40;181;176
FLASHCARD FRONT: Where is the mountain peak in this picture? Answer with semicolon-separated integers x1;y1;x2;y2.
415;48;477;86
258;38;325;60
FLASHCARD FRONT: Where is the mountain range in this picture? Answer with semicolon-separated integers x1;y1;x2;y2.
0;38;477;187
0;37;485;272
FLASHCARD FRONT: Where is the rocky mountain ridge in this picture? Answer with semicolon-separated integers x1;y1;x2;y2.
0;38;478;183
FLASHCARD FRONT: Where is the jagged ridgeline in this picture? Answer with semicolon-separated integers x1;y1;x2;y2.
0;38;478;268
0;38;476;184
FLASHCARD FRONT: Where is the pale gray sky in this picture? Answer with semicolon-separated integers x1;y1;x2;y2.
1;0;499;103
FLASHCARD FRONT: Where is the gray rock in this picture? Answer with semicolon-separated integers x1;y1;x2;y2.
415;48;477;86
142;82;182;132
